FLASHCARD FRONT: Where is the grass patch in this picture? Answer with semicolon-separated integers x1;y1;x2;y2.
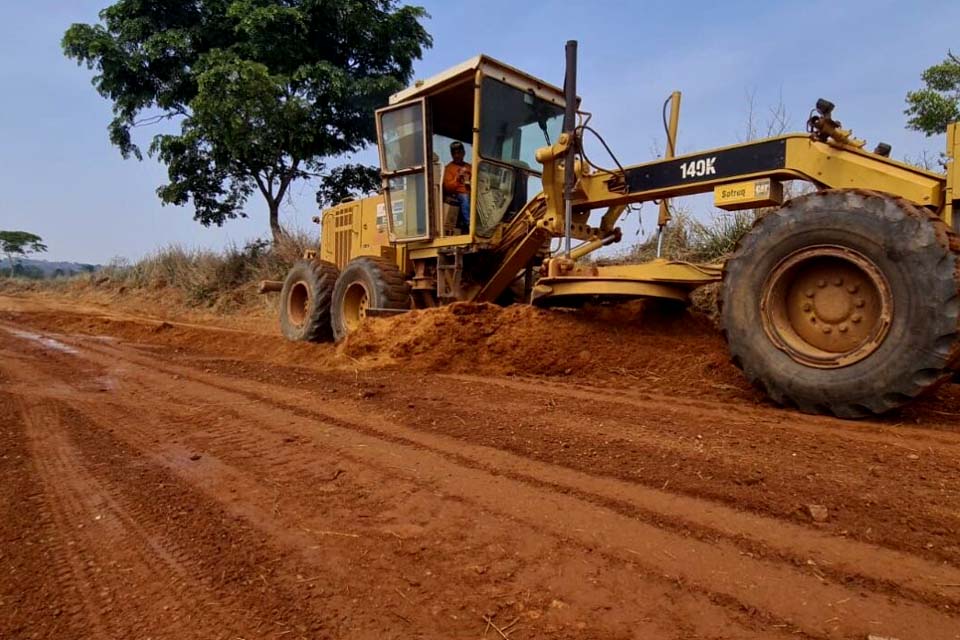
103;231;313;311
0;231;315;315
602;208;759;265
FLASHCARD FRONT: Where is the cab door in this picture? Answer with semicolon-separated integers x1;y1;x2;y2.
375;99;431;242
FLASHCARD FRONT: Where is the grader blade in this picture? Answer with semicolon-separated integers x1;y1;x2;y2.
532;259;722;305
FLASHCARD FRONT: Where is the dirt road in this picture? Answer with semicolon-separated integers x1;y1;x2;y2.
2;294;960;639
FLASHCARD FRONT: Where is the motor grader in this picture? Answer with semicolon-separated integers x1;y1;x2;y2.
269;41;960;418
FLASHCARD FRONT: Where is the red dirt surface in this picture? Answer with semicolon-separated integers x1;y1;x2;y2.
2;292;960;639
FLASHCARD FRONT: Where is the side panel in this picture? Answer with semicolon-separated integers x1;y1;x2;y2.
623;140;787;193
785;138;942;208
576;135;943;210
359;196;391;259
319;194;391;270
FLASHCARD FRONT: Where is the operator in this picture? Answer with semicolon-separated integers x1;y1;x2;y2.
443;140;471;229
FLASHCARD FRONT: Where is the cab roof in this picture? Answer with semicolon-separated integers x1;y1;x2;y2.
388;54;569;107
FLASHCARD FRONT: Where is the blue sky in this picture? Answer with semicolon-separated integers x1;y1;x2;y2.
1;0;958;263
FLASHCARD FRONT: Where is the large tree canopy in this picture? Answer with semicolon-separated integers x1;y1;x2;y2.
905;51;960;136
63;0;431;240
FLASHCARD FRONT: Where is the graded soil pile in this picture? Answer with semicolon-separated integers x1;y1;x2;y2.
1;293;750;397
343;301;748;394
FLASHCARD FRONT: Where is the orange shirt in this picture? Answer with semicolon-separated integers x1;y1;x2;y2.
443;161;470;195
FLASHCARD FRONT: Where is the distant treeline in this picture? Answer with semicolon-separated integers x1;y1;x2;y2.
1;260;98;280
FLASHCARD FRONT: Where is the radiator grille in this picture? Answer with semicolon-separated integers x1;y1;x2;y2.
334;210;353;268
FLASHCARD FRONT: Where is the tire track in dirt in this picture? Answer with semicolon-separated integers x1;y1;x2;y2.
432;374;960;563
136;351;960;606
1;344;361;639
155;377;960;614
9;301;960;449
67;306;960;571
176;349;960;568
44;402;355;640
120;340;957;580
0;349;196;638
0;391;91;639
2;327;786;639
444;374;960;450
21;327;960;639
14;395;245;639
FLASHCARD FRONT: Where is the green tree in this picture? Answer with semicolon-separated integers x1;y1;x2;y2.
315;163;382;209
0;231;48;277
63;0;431;241
906;51;960;135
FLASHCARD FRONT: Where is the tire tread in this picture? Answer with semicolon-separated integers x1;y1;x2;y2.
721;189;960;417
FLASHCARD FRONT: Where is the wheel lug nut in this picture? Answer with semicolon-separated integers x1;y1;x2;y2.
802;302;812;312
839;324;848;333
805;289;815;298
847;284;859;294
833;277;843;286
854;298;865;308
817;280;826;288
852;314;862;323
822;326;832;334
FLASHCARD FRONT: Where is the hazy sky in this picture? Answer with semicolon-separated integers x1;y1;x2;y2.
2;0;958;263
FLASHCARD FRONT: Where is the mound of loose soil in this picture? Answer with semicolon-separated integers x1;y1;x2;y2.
342;301;748;393
1;290;749;396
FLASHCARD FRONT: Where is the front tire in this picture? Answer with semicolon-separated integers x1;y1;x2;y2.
721;189;960;417
331;257;410;341
279;260;339;342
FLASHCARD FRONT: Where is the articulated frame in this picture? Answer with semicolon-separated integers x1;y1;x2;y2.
475;120;958;306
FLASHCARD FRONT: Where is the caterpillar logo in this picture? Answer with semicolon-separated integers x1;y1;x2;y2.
680;157;717;179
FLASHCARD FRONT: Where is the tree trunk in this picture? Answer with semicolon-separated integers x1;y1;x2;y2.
269;200;285;243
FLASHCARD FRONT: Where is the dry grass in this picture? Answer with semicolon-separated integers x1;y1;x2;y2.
0;231;314;316
108;231;312;311
601;208;758;266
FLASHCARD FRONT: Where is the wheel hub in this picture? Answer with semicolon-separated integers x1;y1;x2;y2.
761;245;893;368
287;281;310;327
342;282;370;333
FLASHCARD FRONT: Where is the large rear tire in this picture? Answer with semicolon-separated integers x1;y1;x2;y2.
721;189;960;417
331;256;410;341
279;259;339;342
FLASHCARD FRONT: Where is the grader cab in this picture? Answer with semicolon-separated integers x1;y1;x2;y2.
273;41;960;418
294;54;573;310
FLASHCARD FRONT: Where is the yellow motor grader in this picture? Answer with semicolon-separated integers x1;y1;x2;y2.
271;41;960;418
